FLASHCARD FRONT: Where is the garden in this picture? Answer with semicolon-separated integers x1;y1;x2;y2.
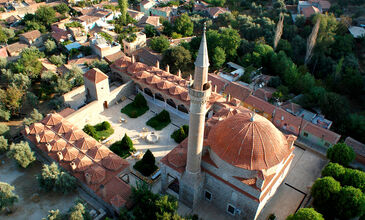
109;134;136;159
146;110;171;131
133;149;158;177
82;121;114;141
121;94;149;118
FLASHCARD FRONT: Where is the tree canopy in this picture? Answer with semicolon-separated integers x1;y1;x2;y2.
150;36;170;53
7;141;36;168
326;143;356;166
162;46;192;73
0;182;18;210
287;208;324;220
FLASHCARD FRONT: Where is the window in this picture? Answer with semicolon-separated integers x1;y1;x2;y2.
303;132;308;137
205;190;212;201
227;204;235;216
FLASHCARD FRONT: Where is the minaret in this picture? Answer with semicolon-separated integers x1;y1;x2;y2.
180;23;211;208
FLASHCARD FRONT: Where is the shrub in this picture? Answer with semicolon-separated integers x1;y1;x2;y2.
0;124;9;136
171;125;189;143
133;149;158;176
134;93;147;108
83;124;97;138
110;134;135;158
83;121;114;141
0;182;18;210
343;168;365;192
287;208;324;220
146;110;171;130
327;143;356;166
7;141;35;168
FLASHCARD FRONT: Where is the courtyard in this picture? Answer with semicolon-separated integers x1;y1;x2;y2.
0;155;79;220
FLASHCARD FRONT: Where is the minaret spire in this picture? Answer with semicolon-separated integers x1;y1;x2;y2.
193;22;209;91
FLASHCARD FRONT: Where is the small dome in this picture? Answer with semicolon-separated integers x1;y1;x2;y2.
180;91;189;101
29;123;45;134
50;138;67;152
85;164;106;184
134;71;151;79
39;130;56;143
207;112;292;170
169;85;184;96
42;113;63;126
74;155;93;172
53;121;73;134
157;81;173;90
64;130;84;142
62;147;80;161
87;146;110;161
75;137;99;152
145;75;161;85
127;62;148;74
102;154;128;171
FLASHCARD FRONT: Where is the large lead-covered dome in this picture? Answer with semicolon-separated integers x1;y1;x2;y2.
207;111;292;171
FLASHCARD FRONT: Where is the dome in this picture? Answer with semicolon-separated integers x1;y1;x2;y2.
102;154;128;171
207;112;292;171
157;81;173;90
134;71;151;79
42;113;63;126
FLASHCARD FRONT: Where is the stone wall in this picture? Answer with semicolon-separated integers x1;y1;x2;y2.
62;85;86;110
107;80;135;105
65;101;104;129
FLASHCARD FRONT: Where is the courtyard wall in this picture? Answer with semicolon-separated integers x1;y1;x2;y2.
62;85;86;109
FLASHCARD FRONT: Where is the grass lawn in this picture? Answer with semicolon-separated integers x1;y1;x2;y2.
146;110;171;131
83;121;114;141
121;102;149;118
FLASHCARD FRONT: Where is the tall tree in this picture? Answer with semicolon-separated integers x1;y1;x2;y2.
118;0;128;25
305;17;320;64
273;13;284;50
326;143;356;166
0;182;18;211
7;141;36;168
174;13;194;37
23;108;43;126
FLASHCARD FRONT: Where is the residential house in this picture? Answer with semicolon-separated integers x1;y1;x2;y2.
150;7;174;20
218;62;244;82
104;51;126;64
40;58;58;73
90;35;121;58
299;121;340;148
140;0;156;15
127;9;144;21
69;27;87;43
272;108;302;135
123;32;146;56
137;16;160;27
6;42;28;57
297;0;330;19
19;30;44;47
344;137;365;165
205;7;230;19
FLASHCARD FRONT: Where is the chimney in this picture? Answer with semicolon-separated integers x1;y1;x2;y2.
85;173;91;185
166;64;170;73
131;55;135;64
45;143;52;152
100;184;107;199
177;69;181;78
156;60;159;69
57;152;63;161
226;94;231;102
213;85;217;93
25;125;30;135
35;134;40;143
70;162;77;172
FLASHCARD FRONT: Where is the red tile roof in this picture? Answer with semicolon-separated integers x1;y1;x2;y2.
302;6;320;18
345;137;365;158
302;122;340;144
244;95;276;115
208;73;229;93
84;68;108;84
224;82;252;101
20;30;42;42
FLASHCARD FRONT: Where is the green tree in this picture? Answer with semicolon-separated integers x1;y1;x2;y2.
310;177;341;217
335;186;365;219
7;141;36;168
327;143;356;166
144;24;158;38
37;162;61;191
49;54;65;67
342;169;365;192
0;109;10;121
321;162;345;182
0;124;9;136
23;108;43;126
14;47;44;78
54;3;69;15
287;208;324;220
55;172;77;194
35;6;56;27
150;36;170;53
0;136;8;153
45;39;57;54
162;46;192;73
26;92;39;107
69;202;88;220
43;209;62;220
118;0;128;25
0;86;25;115
346;114;365;143
0;182;18;211
212;46;226;70
121;133;134;151
174;13;194;37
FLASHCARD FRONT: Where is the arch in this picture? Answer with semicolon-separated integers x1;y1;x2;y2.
155;93;164;102
178;104;189;114
166;99;176;108
144;87;153;97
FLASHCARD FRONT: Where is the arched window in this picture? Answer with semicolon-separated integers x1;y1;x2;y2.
155;93;164;102
144;87;153;97
166;99;176;108
178;104;188;114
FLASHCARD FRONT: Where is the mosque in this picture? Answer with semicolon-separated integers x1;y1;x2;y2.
159;27;296;219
